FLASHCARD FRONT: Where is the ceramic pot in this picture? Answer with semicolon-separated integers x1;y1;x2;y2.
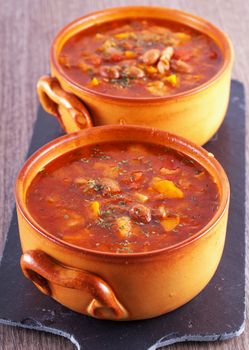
16;125;230;320
36;6;233;145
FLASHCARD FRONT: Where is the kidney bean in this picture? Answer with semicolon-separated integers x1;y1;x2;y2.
157;61;169;74
157;47;174;73
124;66;145;78
99;65;121;79
171;59;193;73
129;204;151;223
160;47;174;63
142;49;161;65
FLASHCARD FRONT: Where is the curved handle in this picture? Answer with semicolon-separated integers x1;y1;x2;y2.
37;76;93;133
21;250;128;320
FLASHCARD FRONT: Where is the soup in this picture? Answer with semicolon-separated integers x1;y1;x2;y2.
59;18;222;97
26;141;219;253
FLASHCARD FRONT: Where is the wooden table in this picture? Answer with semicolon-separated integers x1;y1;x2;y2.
0;0;248;349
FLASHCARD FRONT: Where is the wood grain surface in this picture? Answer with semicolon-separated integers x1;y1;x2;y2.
0;0;248;349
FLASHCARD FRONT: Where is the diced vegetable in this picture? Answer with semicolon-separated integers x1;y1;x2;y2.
124;50;136;59
91;77;100;86
151;178;184;198
146;81;168;96
146;66;158;74
164;74;177;87
116;216;132;238
134;192;148;203
100;177;120;195
160;167;179;175
75;177;88;185
174;32;191;43
100;39;116;50
90;201;100;217
161;216;180;231
114;32;136;39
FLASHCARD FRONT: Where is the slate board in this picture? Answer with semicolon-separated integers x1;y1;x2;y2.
0;80;246;350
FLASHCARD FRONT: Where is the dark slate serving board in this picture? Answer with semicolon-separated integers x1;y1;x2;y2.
0;80;246;350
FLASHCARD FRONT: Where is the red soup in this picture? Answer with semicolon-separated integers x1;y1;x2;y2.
59;18;222;97
26;141;219;253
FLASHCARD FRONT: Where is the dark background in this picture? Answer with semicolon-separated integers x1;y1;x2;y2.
0;1;248;349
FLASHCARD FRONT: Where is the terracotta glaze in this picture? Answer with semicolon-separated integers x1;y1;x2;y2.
37;6;233;145
16;125;230;320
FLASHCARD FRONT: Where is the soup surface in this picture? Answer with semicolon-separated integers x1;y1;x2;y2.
59;18;222;97
26;142;219;253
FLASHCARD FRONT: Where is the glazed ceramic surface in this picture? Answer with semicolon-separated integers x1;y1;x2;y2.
37;7;233;145
16;126;230;320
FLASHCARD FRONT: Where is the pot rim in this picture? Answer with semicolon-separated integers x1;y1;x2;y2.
50;6;234;104
15;125;230;259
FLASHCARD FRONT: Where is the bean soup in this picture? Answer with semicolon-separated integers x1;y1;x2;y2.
59;18;222;97
26;141;219;253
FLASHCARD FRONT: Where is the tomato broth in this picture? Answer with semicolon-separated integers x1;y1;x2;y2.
26;141;219;253
59;18;222;97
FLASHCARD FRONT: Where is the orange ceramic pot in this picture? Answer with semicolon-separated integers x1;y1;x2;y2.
37;6;233;145
16;125;230;320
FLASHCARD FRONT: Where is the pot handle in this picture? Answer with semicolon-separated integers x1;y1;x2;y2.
21;250;128;320
37;76;93;133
